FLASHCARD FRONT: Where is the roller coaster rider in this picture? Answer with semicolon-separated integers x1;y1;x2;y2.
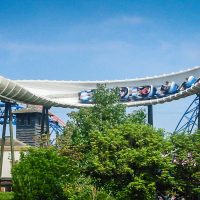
138;87;149;96
79;75;199;103
178;78;188;91
160;81;171;94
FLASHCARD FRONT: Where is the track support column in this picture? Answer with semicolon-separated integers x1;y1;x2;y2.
45;107;50;146
0;102;15;186
198;94;200;131
148;105;153;126
0;103;9;180
41;106;50;146
8;104;15;167
41;106;46;135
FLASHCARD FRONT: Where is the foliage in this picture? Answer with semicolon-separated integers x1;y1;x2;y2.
170;132;200;199
126;109;146;124
64;84;145;146
12;147;75;200
12;84;200;199
12;145;114;200
67;85;126;142
63;176;115;200
0;192;14;200
62;84;175;199
83;123;175;199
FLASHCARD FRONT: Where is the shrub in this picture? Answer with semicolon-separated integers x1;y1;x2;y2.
0;192;14;200
12;147;74;200
170;132;200;199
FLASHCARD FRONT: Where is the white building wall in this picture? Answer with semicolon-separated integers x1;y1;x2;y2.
2;151;21;178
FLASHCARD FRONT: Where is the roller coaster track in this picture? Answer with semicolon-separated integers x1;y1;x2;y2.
0;66;200;108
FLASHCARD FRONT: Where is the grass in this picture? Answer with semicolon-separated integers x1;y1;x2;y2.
0;192;14;200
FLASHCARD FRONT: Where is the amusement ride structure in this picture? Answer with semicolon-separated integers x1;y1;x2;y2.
1;66;200;186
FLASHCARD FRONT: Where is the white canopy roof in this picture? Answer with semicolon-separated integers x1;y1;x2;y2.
1;66;200;108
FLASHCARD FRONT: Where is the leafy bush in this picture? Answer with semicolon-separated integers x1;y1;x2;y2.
12;147;74;200
0;192;14;200
170;132;200;199
63;176;115;200
80;123;175;199
12;147;114;200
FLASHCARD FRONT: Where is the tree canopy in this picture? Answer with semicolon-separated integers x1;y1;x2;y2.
12;84;200;200
61;84;175;199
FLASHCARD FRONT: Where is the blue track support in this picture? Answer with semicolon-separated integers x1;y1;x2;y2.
175;95;200;133
0;103;20;125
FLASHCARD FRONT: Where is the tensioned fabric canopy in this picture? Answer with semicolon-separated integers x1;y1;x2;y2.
1;66;200;108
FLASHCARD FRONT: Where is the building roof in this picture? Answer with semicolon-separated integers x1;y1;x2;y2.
13;107;42;114
0;137;28;151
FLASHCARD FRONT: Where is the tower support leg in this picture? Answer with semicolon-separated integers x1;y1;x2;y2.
45;107;50;146
0;102;15;187
41;106;46;135
0;103;8;181
8;104;15;167
148;105;153;126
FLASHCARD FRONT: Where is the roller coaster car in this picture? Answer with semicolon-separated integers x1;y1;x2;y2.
178;76;197;91
186;76;197;88
119;87;131;101
168;82;179;94
79;90;94;103
156;81;178;97
131;85;156;100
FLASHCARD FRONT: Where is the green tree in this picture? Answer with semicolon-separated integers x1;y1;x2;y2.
0;192;14;200
170;132;200;199
67;85;127;144
83;123;175;199
12;147;75;200
12;147;115;200
62;84;174;199
64;84;145;146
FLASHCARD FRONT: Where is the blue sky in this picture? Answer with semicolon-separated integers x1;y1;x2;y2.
0;0;200;132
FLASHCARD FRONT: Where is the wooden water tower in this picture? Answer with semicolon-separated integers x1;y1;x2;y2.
13;107;46;146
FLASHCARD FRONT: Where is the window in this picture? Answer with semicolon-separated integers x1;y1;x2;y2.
27;116;31;126
38;117;41;125
19;117;25;126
